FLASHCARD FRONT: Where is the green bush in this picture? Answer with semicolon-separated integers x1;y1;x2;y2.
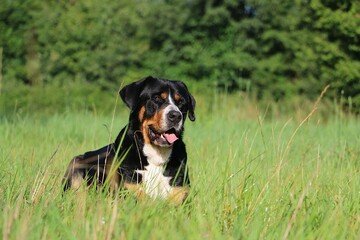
1;0;359;113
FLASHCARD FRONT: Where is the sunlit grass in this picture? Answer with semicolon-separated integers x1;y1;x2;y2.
0;102;359;239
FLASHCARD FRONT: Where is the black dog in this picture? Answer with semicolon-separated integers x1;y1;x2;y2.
63;76;196;204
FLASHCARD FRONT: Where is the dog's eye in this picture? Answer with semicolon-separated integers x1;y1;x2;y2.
176;98;185;107
152;95;163;103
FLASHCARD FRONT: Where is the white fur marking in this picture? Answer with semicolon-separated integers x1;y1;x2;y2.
137;164;172;199
137;143;173;199
161;94;183;132
143;143;172;166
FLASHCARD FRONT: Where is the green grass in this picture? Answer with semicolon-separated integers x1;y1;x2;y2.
0;101;359;239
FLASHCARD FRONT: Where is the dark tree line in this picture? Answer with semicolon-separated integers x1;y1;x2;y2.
1;0;359;111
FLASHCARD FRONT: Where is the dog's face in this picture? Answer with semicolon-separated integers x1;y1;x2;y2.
120;76;196;147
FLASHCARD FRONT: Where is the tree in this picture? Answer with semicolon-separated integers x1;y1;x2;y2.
1;0;359;112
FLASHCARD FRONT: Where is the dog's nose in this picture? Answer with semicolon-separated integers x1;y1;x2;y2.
167;110;182;123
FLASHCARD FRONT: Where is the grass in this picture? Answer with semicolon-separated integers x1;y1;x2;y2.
0;95;359;239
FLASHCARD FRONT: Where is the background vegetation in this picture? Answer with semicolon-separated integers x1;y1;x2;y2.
1;0;360;114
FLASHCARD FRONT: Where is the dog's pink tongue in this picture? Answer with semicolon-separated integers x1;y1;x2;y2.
163;133;178;144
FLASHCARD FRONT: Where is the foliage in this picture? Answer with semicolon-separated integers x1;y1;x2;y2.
1;0;360;112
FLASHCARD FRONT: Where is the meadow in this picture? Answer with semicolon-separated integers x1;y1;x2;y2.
0;93;359;240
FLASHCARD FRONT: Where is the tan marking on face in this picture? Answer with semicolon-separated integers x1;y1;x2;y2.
174;93;180;102
168;186;190;206
141;122;151;144
160;92;168;100
141;109;165;144
138;106;145;122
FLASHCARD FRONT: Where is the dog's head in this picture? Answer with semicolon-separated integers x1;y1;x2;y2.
120;76;196;147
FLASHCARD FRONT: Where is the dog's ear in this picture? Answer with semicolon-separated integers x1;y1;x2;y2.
187;92;196;121
175;81;196;121
119;76;154;110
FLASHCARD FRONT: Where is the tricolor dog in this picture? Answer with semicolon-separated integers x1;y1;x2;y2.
63;76;196;204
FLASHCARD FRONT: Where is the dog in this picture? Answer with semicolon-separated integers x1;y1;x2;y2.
63;76;196;205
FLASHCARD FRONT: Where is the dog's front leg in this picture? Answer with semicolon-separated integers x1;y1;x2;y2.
168;186;190;206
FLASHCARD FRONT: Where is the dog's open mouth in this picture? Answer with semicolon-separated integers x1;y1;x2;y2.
148;126;179;146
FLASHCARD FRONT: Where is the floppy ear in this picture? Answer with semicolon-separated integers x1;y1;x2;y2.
188;92;196;121
119;76;154;110
175;81;196;121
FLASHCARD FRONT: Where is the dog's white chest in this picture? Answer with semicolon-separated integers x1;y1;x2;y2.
137;164;172;199
137;144;173;199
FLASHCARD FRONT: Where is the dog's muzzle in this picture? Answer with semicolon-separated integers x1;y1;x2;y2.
148;126;180;146
149;107;183;147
